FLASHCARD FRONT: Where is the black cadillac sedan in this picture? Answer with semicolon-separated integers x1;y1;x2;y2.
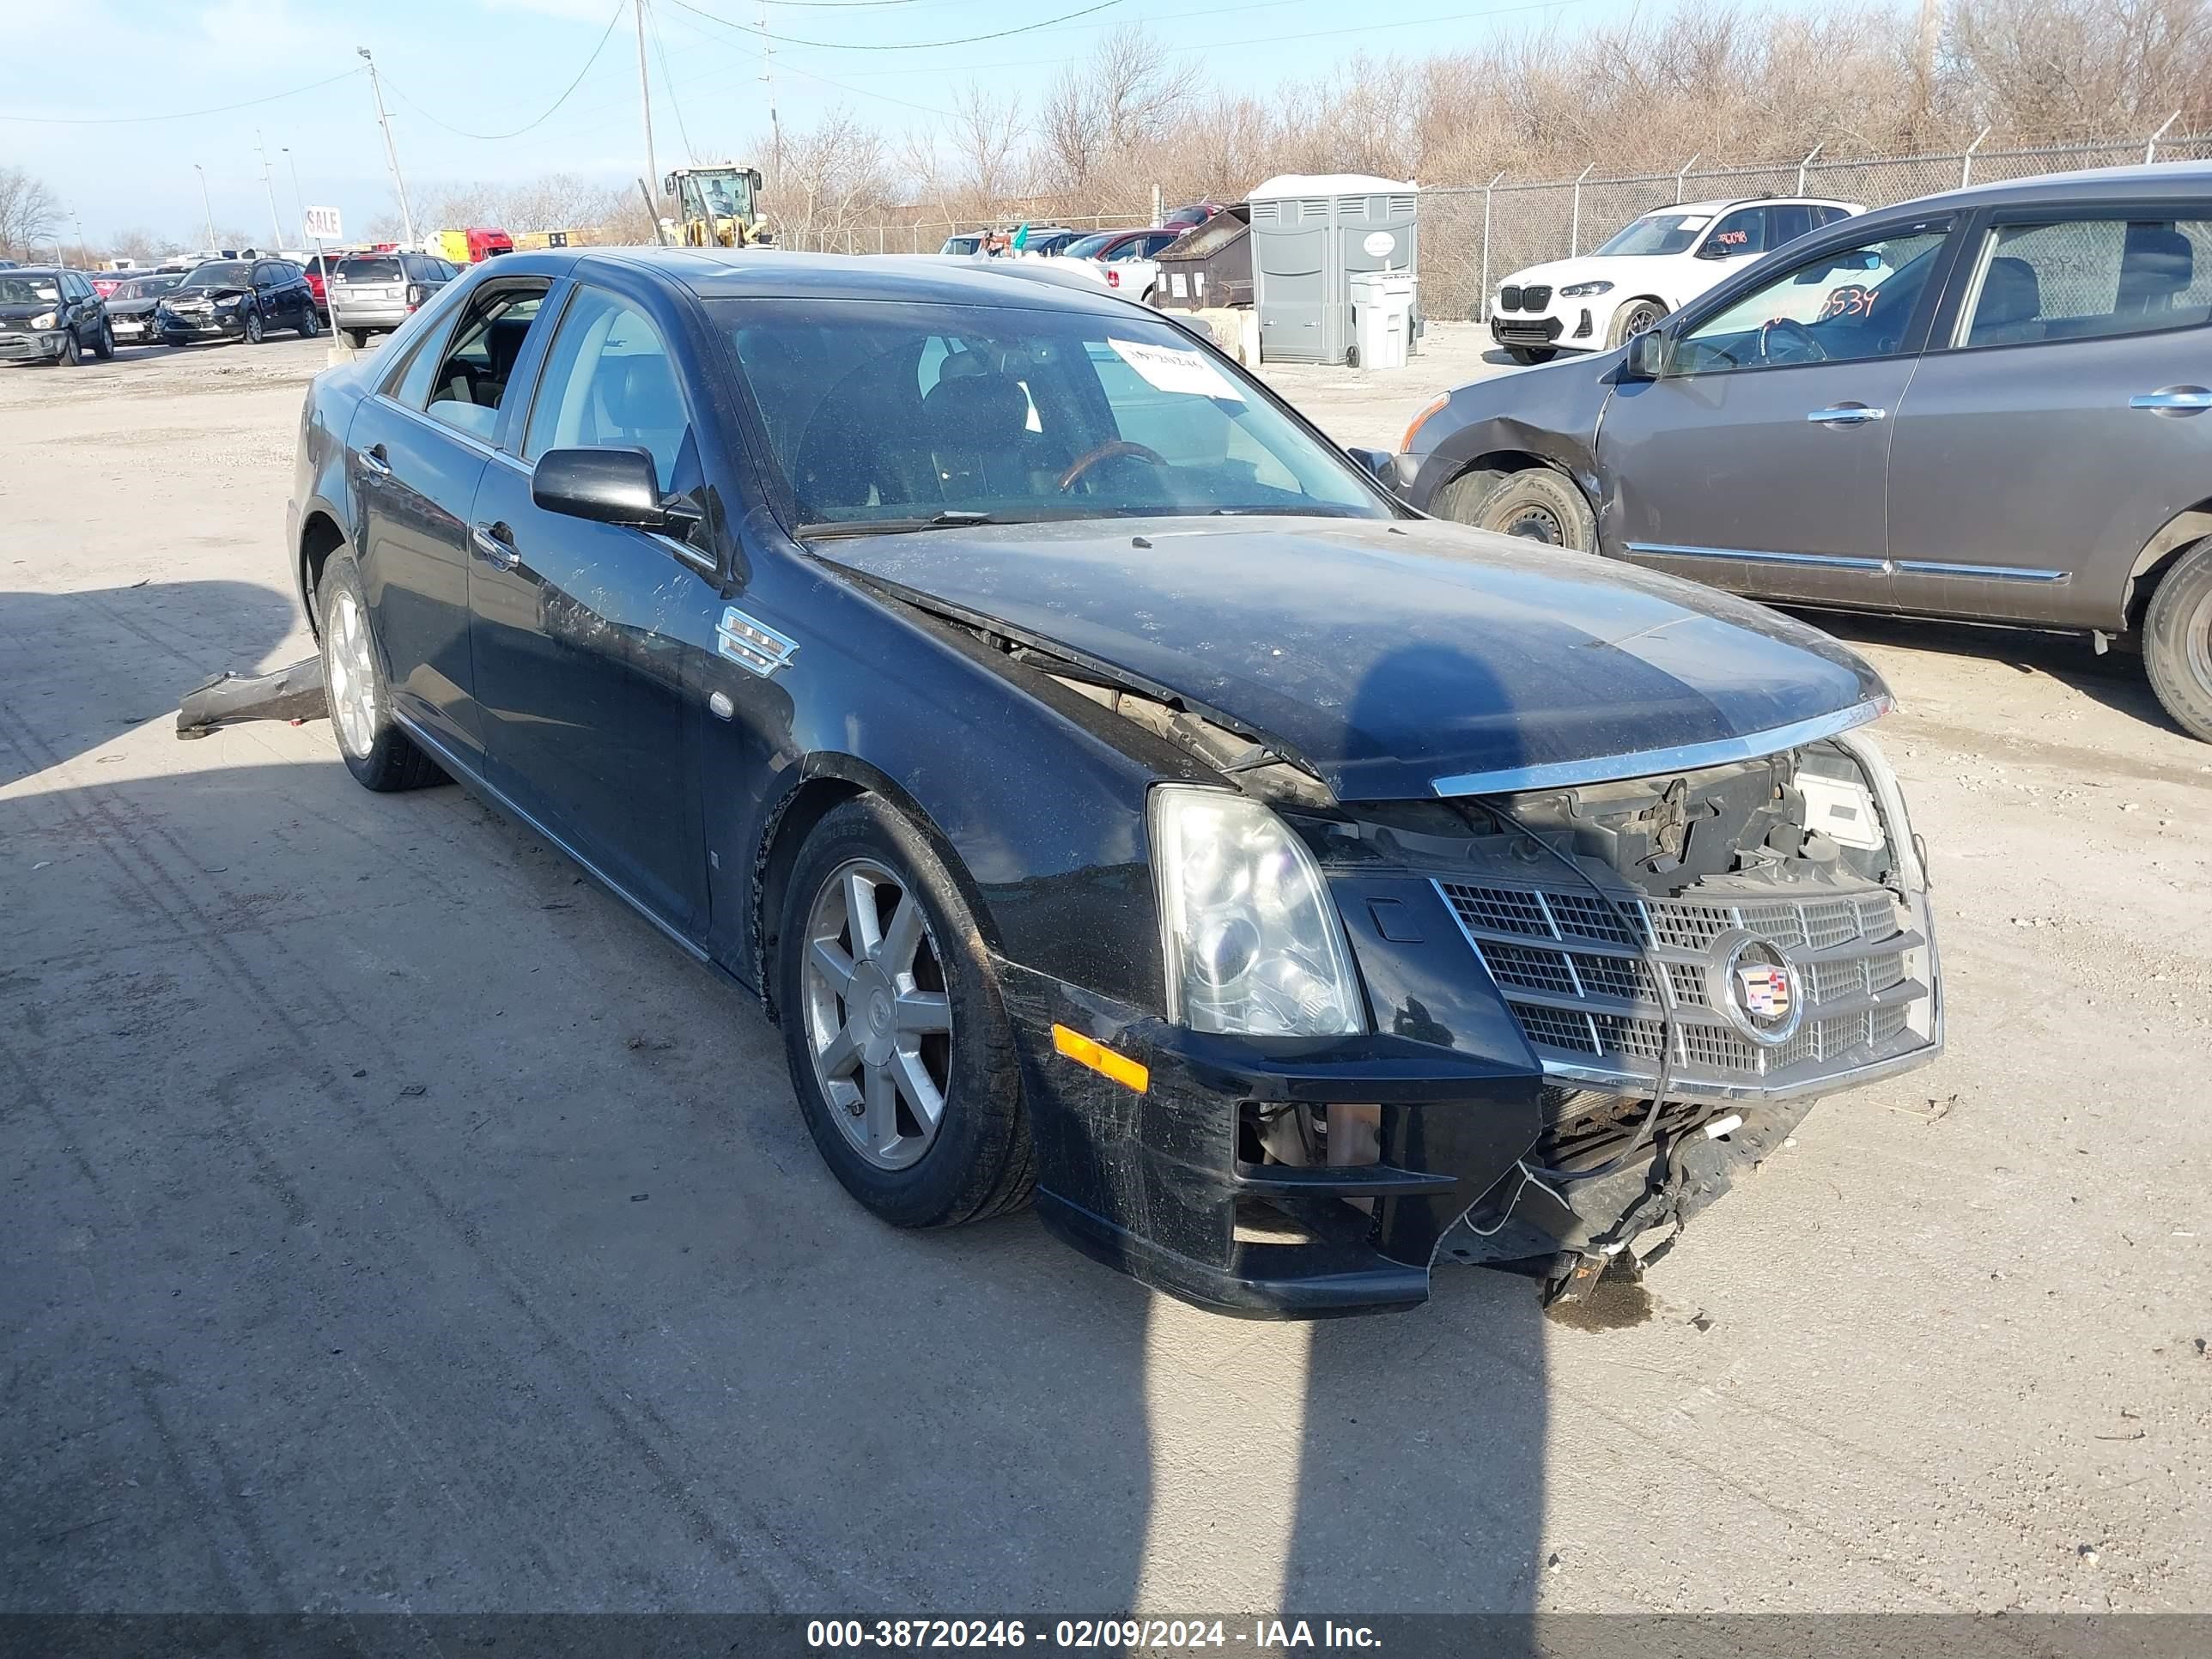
287;248;1943;1316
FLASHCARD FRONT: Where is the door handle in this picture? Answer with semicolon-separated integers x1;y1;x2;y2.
360;444;392;477
1805;404;1887;425
2130;386;2212;413
471;522;520;571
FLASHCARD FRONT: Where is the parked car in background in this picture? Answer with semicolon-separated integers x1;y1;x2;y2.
154;257;320;346
301;252;341;315
1044;227;1185;304
0;266;112;365
1162;201;1225;230
285;247;1940;1316
328;251;458;347
939;231;994;256
1487;197;1862;362
1400;164;2212;741
103;270;187;345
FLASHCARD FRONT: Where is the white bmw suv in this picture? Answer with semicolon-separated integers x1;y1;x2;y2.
1489;196;1862;362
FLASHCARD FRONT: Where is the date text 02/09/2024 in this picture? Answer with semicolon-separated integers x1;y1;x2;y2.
805;1619;1383;1650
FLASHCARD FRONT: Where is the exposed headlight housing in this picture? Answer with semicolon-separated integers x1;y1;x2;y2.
29;311;57;330
1150;784;1365;1037
1834;729;1928;891
1560;280;1615;296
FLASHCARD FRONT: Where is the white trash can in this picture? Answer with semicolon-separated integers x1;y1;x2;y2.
1349;270;1417;369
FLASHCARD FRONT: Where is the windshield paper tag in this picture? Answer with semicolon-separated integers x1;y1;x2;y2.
1108;337;1243;401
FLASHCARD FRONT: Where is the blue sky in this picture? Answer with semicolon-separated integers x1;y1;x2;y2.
7;0;1674;246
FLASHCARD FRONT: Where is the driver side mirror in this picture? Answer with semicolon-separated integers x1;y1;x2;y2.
1343;446;1398;485
1621;330;1671;380
532;447;702;536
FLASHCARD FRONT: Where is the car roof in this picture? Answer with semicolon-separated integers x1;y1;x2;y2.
1665;198;1857;216
1866;160;2212;218
4;265;66;276
559;246;1154;319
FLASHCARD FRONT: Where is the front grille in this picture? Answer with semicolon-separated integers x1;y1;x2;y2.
1499;284;1522;311
1519;284;1553;309
1437;876;1931;1092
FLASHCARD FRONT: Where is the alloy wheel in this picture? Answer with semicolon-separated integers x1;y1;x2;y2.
800;858;955;1171
326;588;378;758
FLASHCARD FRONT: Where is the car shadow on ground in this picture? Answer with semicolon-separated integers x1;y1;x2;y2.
1779;607;2186;737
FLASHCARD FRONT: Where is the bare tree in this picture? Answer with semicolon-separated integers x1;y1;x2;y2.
764;107;890;251
0;167;61;262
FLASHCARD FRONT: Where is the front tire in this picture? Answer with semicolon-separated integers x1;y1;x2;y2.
1436;464;1597;550
1607;298;1668;349
93;321;115;361
777;796;1033;1229
343;327;367;350
2143;539;2212;743
316;549;446;792
52;331;80;367
242;307;264;345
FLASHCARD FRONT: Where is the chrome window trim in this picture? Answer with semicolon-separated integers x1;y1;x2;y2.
1626;540;1889;574
1429;698;1887;798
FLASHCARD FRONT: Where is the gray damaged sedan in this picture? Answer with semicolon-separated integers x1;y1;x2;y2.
1396;164;2212;742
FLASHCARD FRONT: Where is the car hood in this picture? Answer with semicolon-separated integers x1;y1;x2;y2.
820;516;1887;802
0;301;58;322
1503;254;1693;294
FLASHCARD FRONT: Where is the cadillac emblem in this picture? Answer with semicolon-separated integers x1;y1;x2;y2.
1716;935;1805;1047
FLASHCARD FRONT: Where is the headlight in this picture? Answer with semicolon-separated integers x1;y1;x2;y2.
214;296;239;310
29;311;57;330
1149;784;1365;1036
1560;280;1614;296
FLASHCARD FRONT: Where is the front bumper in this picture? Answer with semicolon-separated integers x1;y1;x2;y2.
1491;303;1604;352
156;310;245;342
0;331;65;362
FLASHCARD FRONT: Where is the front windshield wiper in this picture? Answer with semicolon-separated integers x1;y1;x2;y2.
795;510;1004;540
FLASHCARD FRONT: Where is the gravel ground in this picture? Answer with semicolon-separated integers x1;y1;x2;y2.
2;325;2207;1617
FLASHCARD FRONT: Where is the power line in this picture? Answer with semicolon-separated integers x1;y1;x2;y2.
645;0;700;161
649;2;959;118
659;0;1125;52
0;67;362;126
378;2;630;142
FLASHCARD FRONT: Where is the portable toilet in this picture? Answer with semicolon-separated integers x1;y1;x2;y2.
1247;174;1419;364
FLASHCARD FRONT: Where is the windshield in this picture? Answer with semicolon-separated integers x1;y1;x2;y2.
0;276;62;304
182;262;252;289
720;298;1389;532
116;274;184;300
1062;232;1119;259
335;256;403;283
1592;211;1714;258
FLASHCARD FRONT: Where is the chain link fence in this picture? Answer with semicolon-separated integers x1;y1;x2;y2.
1419;131;2212;321
812;127;2209;318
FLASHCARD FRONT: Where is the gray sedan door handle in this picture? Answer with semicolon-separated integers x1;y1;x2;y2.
1805;404;1887;425
2130;386;2212;412
470;522;520;571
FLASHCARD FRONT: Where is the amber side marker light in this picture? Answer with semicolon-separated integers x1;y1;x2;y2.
1400;392;1450;457
1051;1024;1149;1094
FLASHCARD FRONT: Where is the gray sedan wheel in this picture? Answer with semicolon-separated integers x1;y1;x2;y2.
2144;540;2212;743
1437;464;1597;552
776;796;1034;1227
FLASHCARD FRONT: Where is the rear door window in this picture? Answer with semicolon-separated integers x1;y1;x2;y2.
1769;204;1816;247
1955;216;2212;348
393;284;550;443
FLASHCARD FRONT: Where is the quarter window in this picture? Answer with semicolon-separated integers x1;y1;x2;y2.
1956;217;2212;348
522;289;690;492
1676;228;1948;372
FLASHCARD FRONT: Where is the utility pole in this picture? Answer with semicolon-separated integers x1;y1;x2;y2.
635;0;661;226
255;130;284;251
760;0;781;183
1911;0;1941;132
193;163;216;252
357;47;416;246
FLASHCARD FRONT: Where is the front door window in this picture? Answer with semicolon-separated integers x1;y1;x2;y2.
1676;228;1949;372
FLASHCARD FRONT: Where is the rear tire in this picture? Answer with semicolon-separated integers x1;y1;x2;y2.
1607;298;1668;349
776;796;1034;1230
316;549;446;792
1437;464;1597;551
1506;346;1558;365
2143;539;2212;743
343;328;367;350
